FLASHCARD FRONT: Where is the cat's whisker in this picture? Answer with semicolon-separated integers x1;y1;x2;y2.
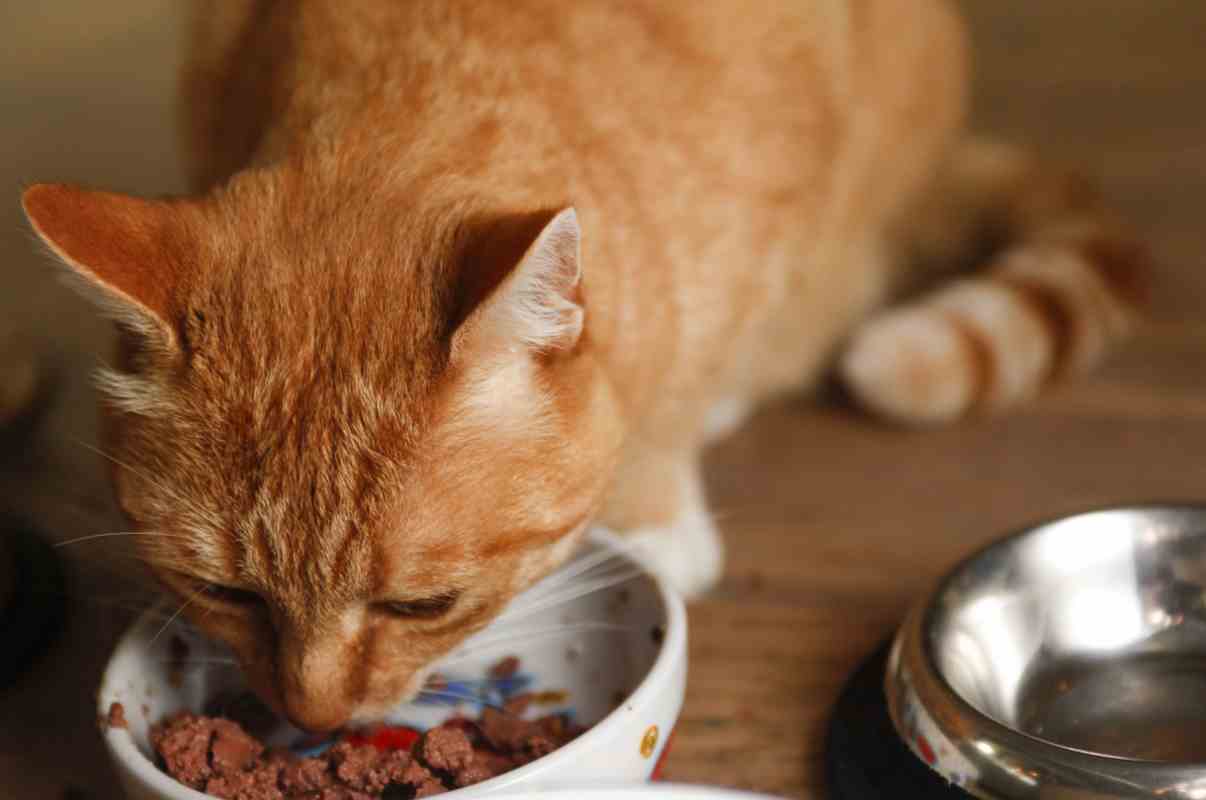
70;436;176;499
514;562;623;606
535;536;659;588
442;622;635;665
495;569;642;625
462;620;636;647
146;591;203;648
533;547;631;588
54;530;185;548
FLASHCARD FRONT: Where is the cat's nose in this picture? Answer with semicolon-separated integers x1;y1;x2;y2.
281;689;351;733
276;633;355;732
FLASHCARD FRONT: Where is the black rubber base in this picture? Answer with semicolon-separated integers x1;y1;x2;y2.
0;516;68;689
825;640;974;800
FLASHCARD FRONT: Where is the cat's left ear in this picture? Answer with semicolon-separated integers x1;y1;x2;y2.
22;183;188;345
455;207;583;356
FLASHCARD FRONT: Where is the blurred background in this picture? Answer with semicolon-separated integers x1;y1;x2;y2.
0;1;1203;798
0;5;187;796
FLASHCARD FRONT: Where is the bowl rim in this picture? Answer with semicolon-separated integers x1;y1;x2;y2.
918;500;1206;768
486;787;780;799
98;526;688;799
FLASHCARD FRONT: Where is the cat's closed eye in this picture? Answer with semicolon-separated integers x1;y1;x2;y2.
377;592;459;620
196;580;263;607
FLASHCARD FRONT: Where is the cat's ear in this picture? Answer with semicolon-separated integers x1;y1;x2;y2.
456;207;583;356
22;183;187;344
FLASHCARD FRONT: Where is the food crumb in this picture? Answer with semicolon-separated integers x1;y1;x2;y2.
488;655;521;680
503;692;533;716
418;726;473;773
106;702;127;730
531;690;569;706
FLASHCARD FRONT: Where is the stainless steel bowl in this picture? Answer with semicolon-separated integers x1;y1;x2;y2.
886;504;1206;799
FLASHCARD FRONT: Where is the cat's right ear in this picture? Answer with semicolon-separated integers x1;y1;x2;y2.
453;207;583;358
22;183;187;345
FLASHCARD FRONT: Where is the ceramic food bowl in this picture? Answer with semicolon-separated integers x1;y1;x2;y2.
99;528;687;800
490;789;782;799
887;504;1206;799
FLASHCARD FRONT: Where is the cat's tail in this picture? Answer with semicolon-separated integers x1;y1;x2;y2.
838;137;1150;425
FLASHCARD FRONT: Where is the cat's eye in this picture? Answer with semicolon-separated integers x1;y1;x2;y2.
379;592;460;620
197;581;263;607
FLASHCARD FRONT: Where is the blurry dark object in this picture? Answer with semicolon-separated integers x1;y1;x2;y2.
0;332;66;687
0;514;68;689
0;335;55;450
826;641;972;800
0;338;40;431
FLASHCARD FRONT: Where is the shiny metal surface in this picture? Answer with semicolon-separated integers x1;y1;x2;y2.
886;505;1206;799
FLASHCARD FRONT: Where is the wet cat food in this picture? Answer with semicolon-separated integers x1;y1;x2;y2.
148;658;587;798
151;711;584;798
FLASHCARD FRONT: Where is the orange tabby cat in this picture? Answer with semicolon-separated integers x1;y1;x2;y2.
21;0;1145;731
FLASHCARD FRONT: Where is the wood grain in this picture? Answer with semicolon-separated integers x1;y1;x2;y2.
1;2;1204;798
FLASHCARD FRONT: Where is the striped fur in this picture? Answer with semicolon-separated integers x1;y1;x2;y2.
840;140;1148;424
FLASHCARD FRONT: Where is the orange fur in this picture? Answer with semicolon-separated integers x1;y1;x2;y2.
841;139;1148;422
20;0;1140;730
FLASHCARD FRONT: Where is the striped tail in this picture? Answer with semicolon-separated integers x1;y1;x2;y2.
838;138;1150;425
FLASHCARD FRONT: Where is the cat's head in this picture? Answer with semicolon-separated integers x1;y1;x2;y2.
22;177;623;731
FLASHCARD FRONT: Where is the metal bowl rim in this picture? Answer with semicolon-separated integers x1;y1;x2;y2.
918;500;1206;768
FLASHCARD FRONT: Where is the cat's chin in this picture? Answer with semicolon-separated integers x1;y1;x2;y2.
344;704;406;728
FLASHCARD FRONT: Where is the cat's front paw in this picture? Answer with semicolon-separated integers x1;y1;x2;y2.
627;505;724;599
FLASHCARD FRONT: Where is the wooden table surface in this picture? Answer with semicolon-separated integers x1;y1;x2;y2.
2;2;1204;798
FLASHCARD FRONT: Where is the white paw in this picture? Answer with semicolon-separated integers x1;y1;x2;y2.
703;396;753;443
629;504;725;599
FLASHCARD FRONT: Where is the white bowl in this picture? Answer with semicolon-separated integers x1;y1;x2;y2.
492;789;783;799
98;528;687;800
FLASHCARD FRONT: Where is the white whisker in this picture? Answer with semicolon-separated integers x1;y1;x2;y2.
54;531;185;548
71;436;176;498
529;549;626;592
147;591;202;648
443;622;634;665
517;539;649;600
495;569;642;625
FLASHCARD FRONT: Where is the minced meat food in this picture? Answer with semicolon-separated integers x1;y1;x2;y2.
150;703;585;798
